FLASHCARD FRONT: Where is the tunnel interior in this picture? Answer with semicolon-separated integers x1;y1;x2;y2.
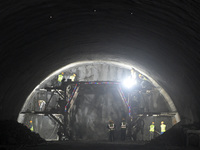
18;61;179;141
0;0;200;148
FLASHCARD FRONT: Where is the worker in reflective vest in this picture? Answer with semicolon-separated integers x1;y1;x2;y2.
38;100;46;111
120;118;127;141
131;68;137;80
139;74;148;81
160;121;166;134
29;120;34;132
107;120;115;142
149;122;155;140
58;72;64;86
69;73;76;82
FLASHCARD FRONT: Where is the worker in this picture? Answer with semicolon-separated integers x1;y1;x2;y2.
130;116;137;141
38;100;46;111
149;122;155;140
138;73;154;93
69;73;76;82
131;68;137;80
29;120;34;132
57;125;64;141
138;74;148;81
58;72;64;86
107;120;116;142
120;118;127;141
160;121;166;134
137;116;145;141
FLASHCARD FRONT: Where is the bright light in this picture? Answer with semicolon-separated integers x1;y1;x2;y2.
122;76;137;88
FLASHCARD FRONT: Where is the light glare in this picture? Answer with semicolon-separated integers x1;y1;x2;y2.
122;76;137;88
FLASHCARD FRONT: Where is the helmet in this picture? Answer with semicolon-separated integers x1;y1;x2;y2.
30;120;32;123
161;121;164;124
61;72;64;75
152;122;154;124
73;74;76;77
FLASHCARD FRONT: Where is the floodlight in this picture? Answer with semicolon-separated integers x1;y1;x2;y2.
122;76;137;88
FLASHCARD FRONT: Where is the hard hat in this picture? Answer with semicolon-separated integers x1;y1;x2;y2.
161;121;164;123
30;120;32;123
61;72;64;75
152;122;154;124
73;74;76;76
139;74;142;77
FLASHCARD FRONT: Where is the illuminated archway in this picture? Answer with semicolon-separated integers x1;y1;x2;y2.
18;60;180;140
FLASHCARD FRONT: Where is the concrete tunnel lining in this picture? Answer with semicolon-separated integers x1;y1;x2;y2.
0;0;200;145
20;60;180;123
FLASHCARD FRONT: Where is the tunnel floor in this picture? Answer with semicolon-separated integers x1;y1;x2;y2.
12;141;199;150
2;121;199;150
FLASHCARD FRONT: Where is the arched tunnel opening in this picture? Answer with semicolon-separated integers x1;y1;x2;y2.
17;61;180;141
0;0;200;149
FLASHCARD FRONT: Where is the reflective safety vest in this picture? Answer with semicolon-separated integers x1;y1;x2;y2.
149;124;155;132
58;74;63;82
69;75;75;82
121;122;127;129
108;123;115;131
30;124;34;131
160;124;166;132
38;100;46;108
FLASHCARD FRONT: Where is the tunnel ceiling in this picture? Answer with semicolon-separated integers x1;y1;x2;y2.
0;0;200;124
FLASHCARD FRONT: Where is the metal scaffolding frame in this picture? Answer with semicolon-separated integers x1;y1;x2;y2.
20;79;177;140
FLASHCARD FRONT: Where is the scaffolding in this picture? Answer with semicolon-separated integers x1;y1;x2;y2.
20;79;177;140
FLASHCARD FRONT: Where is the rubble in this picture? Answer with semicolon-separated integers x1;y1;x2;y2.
147;122;200;147
0;120;46;146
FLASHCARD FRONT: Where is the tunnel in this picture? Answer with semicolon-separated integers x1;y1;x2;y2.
17;60;180;141
0;0;200;149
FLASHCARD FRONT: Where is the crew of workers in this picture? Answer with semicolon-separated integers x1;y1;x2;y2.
55;69;165;142
57;72;76;86
28;119;166;141
107;119;166;142
149;121;166;140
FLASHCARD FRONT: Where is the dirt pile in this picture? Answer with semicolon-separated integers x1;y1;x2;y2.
0;120;45;146
147;122;200;147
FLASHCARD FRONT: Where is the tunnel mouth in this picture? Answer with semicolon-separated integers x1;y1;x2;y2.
17;60;180;141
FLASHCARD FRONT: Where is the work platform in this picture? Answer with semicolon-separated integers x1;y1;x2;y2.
19;80;176;141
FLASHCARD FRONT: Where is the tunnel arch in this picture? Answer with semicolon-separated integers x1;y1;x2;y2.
20;60;180;121
18;60;180;140
0;0;200;144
